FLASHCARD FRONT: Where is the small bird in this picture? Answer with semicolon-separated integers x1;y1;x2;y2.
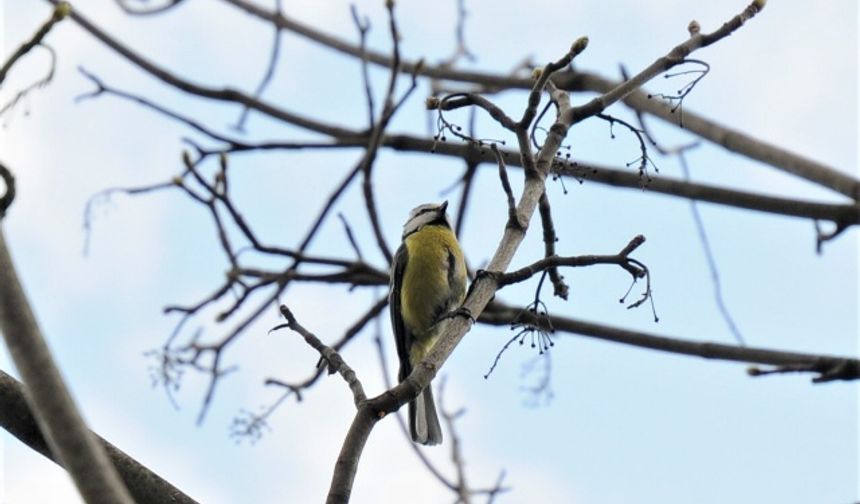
389;201;467;445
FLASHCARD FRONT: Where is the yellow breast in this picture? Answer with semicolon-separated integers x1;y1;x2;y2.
400;225;466;347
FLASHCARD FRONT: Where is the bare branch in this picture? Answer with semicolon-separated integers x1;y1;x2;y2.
479;301;859;384
814;219;850;254
47;0;355;138
0;369;199;504
357;1;420;265
562;1;766;128
495;235;647;288
0;45;58;122
622;97;746;345
233;0;283;131
113;0;186;15
519;36;589;129
677;151;746;345
438;377;471;504
275;306;367;406
0;2;69;85
748;361;859;383
350;4;375;130
490;144;518;229
0;163;16;218
552;161;860;225
536;192;569;299
60;17;858;225
0;225;134;503
429;93;519;132
569;70;860;199
232;297;390;445
214;0;860;200
325;7;776;496
82;179;176;255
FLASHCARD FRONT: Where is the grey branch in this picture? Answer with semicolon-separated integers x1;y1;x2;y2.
276;306;367;406
495;235;647;287
0;3;70;85
0;369;198;504
216;0;857;200
0;227;134;503
479;301;859;384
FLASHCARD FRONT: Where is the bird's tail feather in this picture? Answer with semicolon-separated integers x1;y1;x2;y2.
409;386;443;445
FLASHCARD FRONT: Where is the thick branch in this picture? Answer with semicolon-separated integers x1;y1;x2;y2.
325;40;594;504
387;136;860;224
68;71;860;224
325;7;779;498
225;257;857;385
0;227;134;503
68;30;858;225
0;370;198;504
71;78;859;225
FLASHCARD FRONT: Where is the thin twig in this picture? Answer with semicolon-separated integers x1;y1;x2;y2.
0;2;69;84
490;144;519;229
350;4;375;131
677;151;746;346
113;0;186;15
536;192;568;299
276;306;366;405
495;235;647;287
233;0;283;131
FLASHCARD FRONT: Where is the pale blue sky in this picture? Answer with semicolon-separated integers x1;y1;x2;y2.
1;1;857;503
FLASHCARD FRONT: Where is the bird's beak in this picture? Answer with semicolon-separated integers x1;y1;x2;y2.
439;200;449;213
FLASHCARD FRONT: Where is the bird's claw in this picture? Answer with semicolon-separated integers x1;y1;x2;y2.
444;306;475;324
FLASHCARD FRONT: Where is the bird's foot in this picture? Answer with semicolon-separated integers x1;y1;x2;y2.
443;306;475;324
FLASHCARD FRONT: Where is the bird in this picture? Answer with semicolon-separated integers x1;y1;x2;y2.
389;201;467;445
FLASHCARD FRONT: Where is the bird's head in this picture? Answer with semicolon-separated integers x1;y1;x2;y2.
402;201;452;238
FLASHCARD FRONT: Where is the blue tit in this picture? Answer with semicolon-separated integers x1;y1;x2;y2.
389;201;467;445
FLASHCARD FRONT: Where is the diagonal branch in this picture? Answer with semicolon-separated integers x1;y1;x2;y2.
0;226;134;503
0;2;70;84
324;6;776;500
562;0;766;128
563;71;860;200
216;0;859;200
65;73;860;227
276;306;366;406
45;0;354;138
0;370;198;504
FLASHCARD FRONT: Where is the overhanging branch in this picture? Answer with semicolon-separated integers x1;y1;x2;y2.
479;301;859;383
0;370;198;504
